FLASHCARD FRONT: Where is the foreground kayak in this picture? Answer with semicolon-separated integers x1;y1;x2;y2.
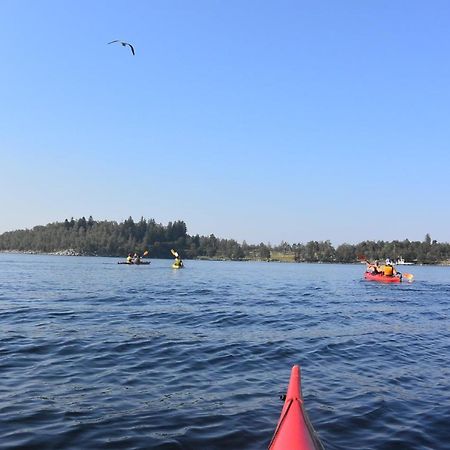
118;261;150;265
364;271;401;283
269;365;324;450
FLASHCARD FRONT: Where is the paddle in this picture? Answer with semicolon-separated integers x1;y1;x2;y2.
170;249;179;258
131;250;149;258
402;273;414;282
357;255;374;269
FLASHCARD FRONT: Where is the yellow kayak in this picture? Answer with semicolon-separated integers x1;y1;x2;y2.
172;263;183;269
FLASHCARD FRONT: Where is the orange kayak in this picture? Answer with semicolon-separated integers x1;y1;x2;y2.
269;365;324;450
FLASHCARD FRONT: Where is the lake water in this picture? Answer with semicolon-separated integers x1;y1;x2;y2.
0;254;449;449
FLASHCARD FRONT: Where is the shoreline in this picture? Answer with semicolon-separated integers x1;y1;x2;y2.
1;250;449;266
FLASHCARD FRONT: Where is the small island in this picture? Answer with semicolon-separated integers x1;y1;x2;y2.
0;217;449;265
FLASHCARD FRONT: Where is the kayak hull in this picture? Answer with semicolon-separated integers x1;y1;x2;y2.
269;365;323;450
364;272;401;283
172;264;183;269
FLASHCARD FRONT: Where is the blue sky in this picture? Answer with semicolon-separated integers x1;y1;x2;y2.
1;0;449;245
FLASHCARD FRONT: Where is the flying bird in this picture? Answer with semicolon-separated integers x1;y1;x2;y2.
107;40;135;55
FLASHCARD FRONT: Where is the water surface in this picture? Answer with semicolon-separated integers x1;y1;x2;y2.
1;254;449;449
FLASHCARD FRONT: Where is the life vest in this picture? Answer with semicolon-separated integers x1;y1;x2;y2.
383;265;394;276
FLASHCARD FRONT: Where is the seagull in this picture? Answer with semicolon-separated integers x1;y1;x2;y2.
107;40;135;55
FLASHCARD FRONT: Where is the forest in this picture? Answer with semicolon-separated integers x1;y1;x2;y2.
0;216;449;264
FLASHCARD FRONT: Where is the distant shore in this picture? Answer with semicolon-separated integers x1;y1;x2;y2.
2;250;450;266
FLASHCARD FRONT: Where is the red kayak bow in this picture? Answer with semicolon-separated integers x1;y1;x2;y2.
269;365;324;450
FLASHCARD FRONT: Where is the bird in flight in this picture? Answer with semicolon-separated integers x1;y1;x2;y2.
107;40;135;55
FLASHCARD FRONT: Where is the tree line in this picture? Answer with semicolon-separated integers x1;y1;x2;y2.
0;217;449;264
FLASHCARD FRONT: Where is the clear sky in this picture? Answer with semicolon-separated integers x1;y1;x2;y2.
1;0;449;245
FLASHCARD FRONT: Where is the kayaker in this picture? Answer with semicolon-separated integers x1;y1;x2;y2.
381;259;397;277
367;260;381;274
174;256;183;268
133;253;141;264
126;253;133;263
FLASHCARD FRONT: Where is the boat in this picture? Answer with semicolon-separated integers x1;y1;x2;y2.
269;365;324;450
172;263;183;269
395;257;414;265
118;261;150;265
364;271;401;283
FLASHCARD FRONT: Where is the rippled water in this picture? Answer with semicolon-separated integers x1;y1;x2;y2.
0;254;449;449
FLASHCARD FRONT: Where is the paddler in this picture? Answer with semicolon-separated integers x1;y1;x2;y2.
174;256;183;268
381;259;398;277
171;249;183;268
126;253;133;263
367;260;381;274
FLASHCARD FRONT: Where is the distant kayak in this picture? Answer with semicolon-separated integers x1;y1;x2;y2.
364;271;401;283
172;263;183;269
118;261;150;265
269;365;324;450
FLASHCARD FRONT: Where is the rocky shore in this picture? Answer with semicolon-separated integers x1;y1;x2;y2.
1;249;84;256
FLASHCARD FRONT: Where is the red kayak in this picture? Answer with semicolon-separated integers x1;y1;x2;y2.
269;365;324;450
364;271;402;283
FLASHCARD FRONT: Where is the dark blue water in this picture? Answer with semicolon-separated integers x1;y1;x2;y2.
1;254;449;449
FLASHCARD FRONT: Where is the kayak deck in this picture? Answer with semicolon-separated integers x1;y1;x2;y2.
269;365;323;450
